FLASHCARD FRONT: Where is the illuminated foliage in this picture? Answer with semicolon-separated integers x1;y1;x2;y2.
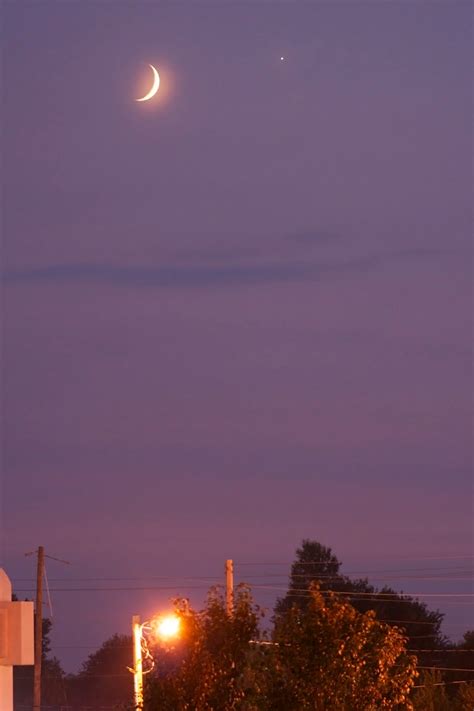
146;585;262;710
455;682;474;710
145;583;417;710
266;585;418;711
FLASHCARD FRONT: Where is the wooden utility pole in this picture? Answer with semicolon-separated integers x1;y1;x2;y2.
33;546;44;711
225;559;234;616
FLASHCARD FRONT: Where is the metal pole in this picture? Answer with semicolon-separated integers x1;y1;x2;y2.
225;559;234;616
33;546;44;711
132;615;143;709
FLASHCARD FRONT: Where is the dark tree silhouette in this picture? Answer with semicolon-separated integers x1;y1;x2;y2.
66;633;133;708
275;540;446;654
13;610;66;707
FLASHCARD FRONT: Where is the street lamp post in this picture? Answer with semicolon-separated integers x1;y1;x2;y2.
131;612;181;710
132;615;144;710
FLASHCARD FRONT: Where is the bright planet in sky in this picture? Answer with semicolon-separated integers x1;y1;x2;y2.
136;64;160;102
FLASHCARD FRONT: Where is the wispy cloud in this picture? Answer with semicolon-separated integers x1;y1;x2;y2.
4;261;315;288
2;246;450;289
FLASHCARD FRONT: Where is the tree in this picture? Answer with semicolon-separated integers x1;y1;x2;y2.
274;540;363;617
460;631;474;649
146;585;263;710
412;671;451;711
147;583;416;710
275;540;446;652
13;610;66;707
267;584;418;711
435;632;474;706
67;633;133;707
455;682;474;710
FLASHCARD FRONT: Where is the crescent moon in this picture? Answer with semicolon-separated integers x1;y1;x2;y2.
136;64;160;102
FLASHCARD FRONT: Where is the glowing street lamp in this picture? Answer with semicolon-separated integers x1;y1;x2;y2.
155;614;180;640
131;613;180;710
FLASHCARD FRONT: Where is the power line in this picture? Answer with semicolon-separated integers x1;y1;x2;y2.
15;708;119;711
413;679;471;688
11;564;473;584
379;620;459;627
415;665;474;673
254;584;474;598
248;574;474;581
236;556;474;566
252;585;474;602
15;672;130;679
408;649;474;653
243;566;474;573
13;584;473;609
12;575;223;582
46;643;473;654
14;583;212;592
13;574;473;583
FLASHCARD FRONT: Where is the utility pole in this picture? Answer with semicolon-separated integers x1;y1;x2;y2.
132;615;143;710
225;559;234;616
33;546;44;711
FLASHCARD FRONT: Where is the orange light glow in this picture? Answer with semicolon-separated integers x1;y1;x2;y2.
155;614;180;640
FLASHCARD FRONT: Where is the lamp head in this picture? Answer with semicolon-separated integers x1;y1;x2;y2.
155;614;180;641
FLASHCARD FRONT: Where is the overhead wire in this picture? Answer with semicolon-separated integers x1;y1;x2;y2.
12;575;223;582
408;649;474;653
11;562;473;589
12;580;471;599
414;665;474;673
13;583;213;593
250;583;474;597
251;585;474;602
14;556;471;672
413;679;472;688
236;555;474;566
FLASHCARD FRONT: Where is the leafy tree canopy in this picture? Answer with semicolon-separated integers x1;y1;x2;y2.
267;584;417;711
146;583;417;711
146;585;262;710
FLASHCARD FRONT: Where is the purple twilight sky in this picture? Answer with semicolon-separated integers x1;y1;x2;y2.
1;2;472;671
